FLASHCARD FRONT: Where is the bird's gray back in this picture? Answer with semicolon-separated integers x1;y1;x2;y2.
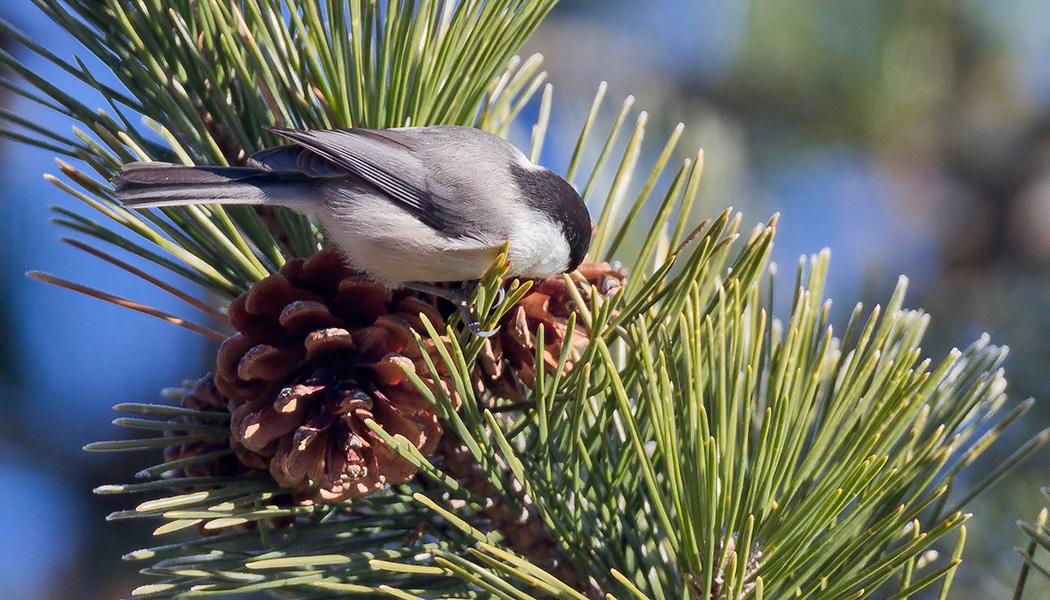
265;126;526;242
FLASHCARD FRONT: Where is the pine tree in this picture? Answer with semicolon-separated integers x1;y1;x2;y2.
1;1;1047;598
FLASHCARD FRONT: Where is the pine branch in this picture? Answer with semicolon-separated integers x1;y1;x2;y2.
1015;489;1050;599
2;1;1047;600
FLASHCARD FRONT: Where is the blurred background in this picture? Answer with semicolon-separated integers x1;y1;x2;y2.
1;1;1049;598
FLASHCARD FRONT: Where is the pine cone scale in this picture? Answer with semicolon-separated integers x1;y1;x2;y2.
279;300;343;335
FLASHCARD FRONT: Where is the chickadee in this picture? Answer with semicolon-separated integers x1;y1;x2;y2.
111;125;592;335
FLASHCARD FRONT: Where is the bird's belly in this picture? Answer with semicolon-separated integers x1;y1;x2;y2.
316;208;500;287
314;190;571;287
344;236;500;286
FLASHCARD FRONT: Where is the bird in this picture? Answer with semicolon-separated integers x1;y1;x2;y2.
111;125;592;335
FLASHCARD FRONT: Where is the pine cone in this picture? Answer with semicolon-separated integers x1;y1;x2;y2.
164;374;262;480
479;262;627;402
167;249;623;504
215;247;460;503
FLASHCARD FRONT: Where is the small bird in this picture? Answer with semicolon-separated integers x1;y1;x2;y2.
111;125;592;335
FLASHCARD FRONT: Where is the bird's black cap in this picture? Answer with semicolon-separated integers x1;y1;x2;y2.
511;165;592;272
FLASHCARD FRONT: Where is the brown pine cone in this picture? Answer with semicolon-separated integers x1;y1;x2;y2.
167;248;624;504
164;374;262;481
479;262;626;402
215;247;460;503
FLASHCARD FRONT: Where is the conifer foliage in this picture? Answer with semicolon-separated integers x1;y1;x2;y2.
1;1;1046;599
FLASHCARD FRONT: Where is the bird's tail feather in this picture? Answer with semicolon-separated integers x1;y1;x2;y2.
111;162;311;209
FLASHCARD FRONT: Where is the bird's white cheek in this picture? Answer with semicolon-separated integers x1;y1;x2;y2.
507;215;571;278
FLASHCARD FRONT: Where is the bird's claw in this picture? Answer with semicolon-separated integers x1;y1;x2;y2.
461;282;505;337
462;308;500;338
455;293;500;338
403;280;503;338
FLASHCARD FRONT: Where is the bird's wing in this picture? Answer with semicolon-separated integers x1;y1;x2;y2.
266;127;463;234
249;144;345;177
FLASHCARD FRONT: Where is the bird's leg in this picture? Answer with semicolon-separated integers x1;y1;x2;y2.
402;281;503;338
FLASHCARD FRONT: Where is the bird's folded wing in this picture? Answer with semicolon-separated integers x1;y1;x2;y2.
249;144;345;177
266;127;462;235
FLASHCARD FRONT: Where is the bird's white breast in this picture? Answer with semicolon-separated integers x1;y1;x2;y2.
315;192;502;287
